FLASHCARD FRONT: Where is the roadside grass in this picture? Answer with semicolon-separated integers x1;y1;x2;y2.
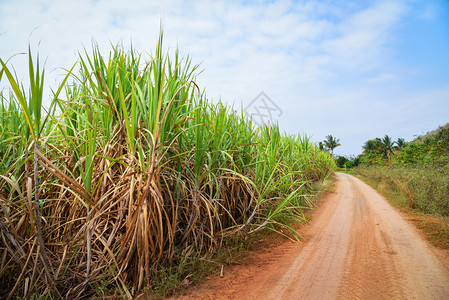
354;165;449;216
407;215;449;250
353;165;449;250
149;231;273;298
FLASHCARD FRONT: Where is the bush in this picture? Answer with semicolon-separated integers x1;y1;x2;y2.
335;155;359;169
343;161;354;168
335;156;349;168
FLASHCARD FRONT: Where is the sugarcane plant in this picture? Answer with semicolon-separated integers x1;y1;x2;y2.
0;34;336;298
0;47;75;297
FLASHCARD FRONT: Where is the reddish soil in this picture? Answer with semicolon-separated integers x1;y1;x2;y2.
175;173;449;299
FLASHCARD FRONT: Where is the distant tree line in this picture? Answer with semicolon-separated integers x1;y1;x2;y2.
318;135;361;169
359;128;449;166
334;155;360;169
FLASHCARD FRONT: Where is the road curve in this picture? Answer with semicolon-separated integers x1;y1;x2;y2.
179;173;449;299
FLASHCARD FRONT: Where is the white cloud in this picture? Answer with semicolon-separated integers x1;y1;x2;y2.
0;0;447;155
321;1;407;72
368;72;396;83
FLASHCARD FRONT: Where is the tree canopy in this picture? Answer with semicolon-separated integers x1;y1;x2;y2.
323;135;341;158
359;128;449;166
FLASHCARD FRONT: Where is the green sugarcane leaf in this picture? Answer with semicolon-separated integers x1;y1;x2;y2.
0;58;34;140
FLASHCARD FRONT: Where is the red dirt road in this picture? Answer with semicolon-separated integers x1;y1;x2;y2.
178;173;449;299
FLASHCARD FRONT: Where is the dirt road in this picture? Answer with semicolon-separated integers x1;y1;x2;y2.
179;173;449;299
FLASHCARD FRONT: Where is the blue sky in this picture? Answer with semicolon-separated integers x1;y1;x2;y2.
1;0;448;156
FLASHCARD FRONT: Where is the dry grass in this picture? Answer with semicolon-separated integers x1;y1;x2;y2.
408;215;449;250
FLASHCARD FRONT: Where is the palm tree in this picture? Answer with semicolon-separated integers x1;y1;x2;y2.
323;135;341;158
382;135;395;161
362;138;383;154
319;142;324;150
395;138;407;151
